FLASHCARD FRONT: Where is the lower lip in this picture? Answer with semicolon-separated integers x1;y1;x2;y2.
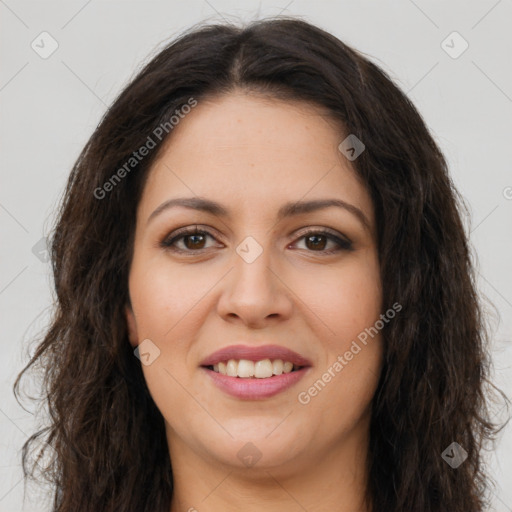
202;367;311;400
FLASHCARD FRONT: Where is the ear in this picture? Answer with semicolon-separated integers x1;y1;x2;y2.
125;304;139;348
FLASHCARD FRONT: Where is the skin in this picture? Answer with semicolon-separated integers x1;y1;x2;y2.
125;90;383;512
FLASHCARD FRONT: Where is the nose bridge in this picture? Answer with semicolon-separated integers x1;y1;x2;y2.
216;232;292;324
232;234;275;295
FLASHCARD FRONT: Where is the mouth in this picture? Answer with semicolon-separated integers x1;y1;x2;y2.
199;344;312;399
202;359;305;378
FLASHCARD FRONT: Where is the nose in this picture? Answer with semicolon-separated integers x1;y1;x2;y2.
216;241;293;329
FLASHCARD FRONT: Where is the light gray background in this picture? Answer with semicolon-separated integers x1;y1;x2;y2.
1;1;511;511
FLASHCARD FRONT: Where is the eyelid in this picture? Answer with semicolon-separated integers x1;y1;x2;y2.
160;225;353;254
290;227;353;253
292;226;351;244
160;225;222;251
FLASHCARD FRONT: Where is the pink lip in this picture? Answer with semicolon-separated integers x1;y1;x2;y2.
199;344;312;367
202;366;311;400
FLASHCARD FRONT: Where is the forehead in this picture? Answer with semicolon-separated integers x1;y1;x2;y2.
139;92;374;229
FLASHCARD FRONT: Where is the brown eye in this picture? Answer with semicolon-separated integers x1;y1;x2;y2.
304;233;328;251
161;227;352;255
161;227;219;253
182;233;207;250
293;229;353;254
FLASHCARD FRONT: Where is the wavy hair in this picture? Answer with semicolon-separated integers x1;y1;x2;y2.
14;16;508;512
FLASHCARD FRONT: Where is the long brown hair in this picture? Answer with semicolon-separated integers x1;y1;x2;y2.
13;17;508;512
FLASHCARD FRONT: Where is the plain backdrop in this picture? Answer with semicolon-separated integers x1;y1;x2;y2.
1;1;511;511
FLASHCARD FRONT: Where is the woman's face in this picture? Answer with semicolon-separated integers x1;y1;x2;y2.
125;91;383;475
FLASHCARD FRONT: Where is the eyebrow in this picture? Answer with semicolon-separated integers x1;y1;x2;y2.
147;196;371;232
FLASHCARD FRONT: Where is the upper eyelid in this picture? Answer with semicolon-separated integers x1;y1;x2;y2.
165;225;348;240
162;225;352;250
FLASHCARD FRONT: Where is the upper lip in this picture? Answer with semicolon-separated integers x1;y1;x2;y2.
200;344;312;367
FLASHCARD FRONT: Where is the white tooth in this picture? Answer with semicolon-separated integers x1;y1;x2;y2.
226;359;238;377
272;359;284;375
237;359;255;378
218;361;227;375
283;361;293;373
254;359;273;378
213;363;219;372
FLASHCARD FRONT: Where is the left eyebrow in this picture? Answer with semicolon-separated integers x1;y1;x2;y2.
147;196;371;232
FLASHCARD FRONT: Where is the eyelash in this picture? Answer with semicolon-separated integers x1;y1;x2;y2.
160;226;353;255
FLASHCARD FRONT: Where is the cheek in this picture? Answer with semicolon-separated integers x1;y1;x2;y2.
128;254;211;335
293;253;382;347
128;255;216;390
299;272;383;426
130;258;200;416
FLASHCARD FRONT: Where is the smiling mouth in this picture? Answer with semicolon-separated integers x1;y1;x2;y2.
203;359;304;378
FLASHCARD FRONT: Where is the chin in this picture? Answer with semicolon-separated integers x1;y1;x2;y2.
206;427;306;469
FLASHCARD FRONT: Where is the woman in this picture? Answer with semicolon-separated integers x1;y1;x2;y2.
14;17;506;512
